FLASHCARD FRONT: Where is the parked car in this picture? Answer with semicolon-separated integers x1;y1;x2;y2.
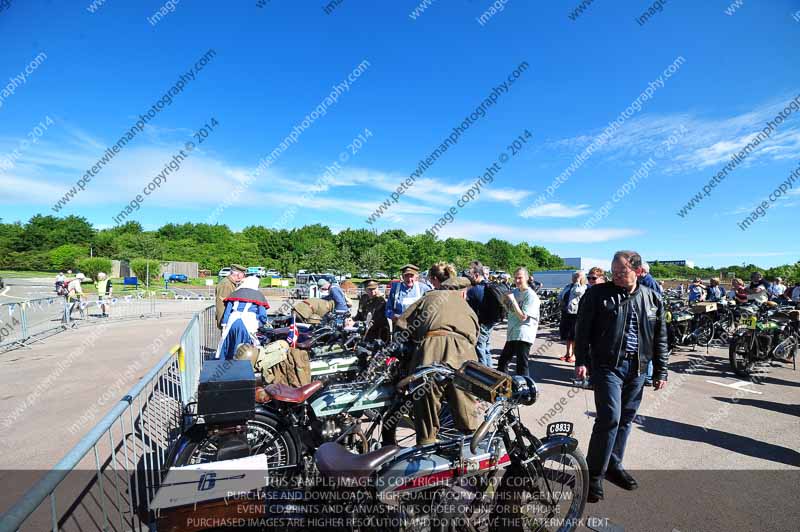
247;266;266;277
265;269;281;278
167;273;188;283
218;267;231;279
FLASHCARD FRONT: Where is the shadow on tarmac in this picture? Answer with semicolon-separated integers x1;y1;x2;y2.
713;396;800;417
634;415;800;467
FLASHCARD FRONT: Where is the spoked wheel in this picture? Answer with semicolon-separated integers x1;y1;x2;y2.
729;335;756;378
771;333;799;364
173;413;299;473
693;314;714;347
384;399;459;447
490;448;588;532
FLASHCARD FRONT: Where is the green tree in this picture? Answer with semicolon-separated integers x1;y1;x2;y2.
442;238;483;271
49;244;88;271
337;229;378;260
530;245;564;269
406;233;442;271
484;238;515;271
382;240;410;275
76;257;113;281
130;258;163;281
358;245;385;277
330;245;356;276
302;239;337;273
242;225;289;263
19;215;95;251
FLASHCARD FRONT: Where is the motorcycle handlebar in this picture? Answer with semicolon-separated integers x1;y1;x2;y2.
396;365;455;391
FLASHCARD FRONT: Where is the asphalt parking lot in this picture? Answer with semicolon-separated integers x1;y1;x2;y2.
0;306;797;531
498;323;800;531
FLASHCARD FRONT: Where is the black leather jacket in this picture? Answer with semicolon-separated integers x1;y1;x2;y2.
575;282;669;381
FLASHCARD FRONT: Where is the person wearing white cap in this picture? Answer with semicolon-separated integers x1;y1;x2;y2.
67;273;86;319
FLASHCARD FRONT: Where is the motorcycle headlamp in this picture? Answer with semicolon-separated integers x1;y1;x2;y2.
511;375;538;406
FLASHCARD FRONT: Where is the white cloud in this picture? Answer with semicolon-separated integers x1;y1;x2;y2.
545;95;800;175
519;202;591;218
0;123;536;231
483;188;531;205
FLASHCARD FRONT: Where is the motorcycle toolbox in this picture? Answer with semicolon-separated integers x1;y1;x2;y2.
691;302;717;314
198;360;255;425
453;360;512;403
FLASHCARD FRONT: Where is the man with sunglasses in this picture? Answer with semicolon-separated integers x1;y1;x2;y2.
575;250;669;503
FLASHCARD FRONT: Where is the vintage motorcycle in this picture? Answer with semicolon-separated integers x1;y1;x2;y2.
729;302;799;378
665;300;715;349
264;363;587;531
259;315;373;383
164;339;441;477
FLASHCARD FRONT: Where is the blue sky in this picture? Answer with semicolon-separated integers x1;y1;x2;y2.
1;0;799;269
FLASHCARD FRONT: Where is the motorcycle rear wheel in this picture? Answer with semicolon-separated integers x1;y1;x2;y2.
489;448;589;532
172;413;299;475
693;314;714;346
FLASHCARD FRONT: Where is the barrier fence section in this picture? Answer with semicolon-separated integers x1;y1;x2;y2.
0;305;217;532
0;298;67;352
0;295;210;353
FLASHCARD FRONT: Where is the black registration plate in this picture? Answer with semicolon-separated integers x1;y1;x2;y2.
547;421;574;437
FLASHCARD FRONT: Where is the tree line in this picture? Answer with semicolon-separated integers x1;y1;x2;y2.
0;215;565;279
1;215;796;282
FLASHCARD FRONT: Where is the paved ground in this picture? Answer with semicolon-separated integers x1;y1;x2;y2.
491;323;800;531
1;306;797;530
0;277;55;303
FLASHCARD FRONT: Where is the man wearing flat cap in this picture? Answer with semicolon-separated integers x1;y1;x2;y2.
355;279;390;342
216;264;246;329
385;264;431;326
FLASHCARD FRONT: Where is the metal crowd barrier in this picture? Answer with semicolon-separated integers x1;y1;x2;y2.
0;295;210;353
0;298;67;352
0;305;219;531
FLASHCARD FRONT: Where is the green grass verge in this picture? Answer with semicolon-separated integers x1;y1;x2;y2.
0;270;57;278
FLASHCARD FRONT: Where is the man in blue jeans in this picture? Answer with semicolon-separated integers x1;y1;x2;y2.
575;250;669;503
466;261;497;367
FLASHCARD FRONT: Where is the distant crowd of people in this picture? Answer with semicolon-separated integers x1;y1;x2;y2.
683;272;799;305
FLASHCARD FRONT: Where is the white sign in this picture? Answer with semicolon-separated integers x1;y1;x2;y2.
150;454;268;510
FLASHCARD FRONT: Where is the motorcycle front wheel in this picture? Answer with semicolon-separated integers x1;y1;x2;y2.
489;447;589;532
729;334;755;378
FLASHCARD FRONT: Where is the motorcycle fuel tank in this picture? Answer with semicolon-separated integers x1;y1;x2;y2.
309;383;395;417
309;355;360;378
375;436;510;506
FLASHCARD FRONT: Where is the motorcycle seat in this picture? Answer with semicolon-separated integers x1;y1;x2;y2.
296;339;314;350
264;381;323;403
315;442;401;482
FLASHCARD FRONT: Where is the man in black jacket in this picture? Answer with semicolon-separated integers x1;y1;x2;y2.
575;250;669;503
